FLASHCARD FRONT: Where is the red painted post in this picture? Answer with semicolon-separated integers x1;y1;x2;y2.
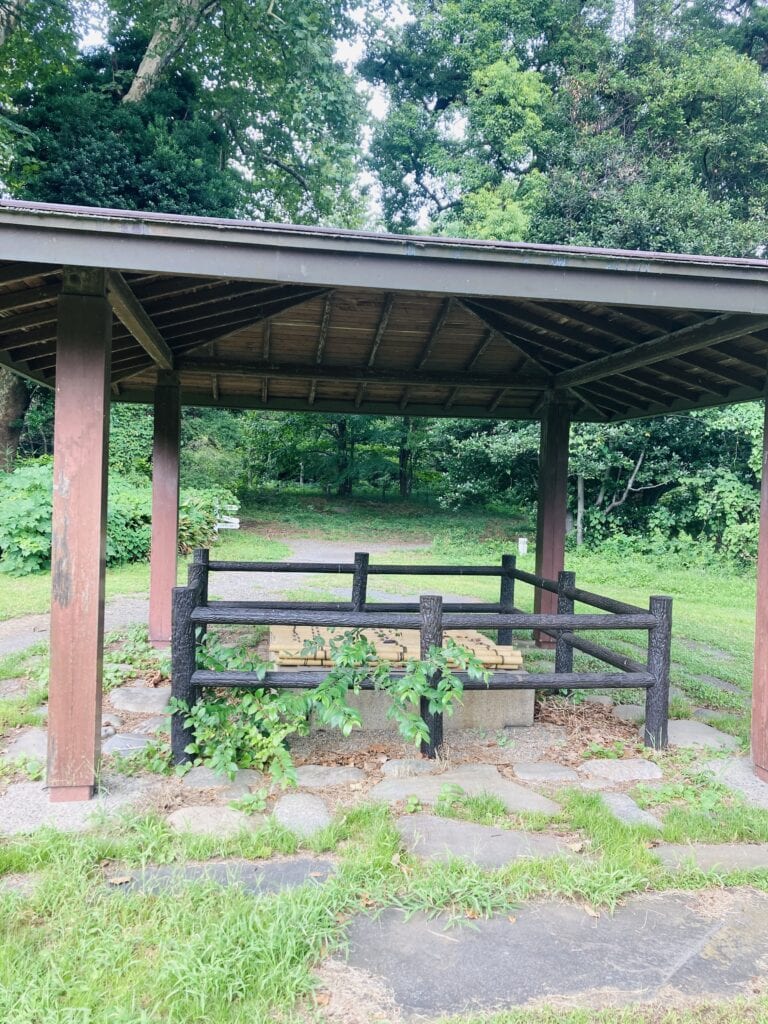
534;400;570;647
752;403;768;781
47;269;112;802
149;373;181;647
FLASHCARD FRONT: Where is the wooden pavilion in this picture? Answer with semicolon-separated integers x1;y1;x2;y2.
0;199;765;801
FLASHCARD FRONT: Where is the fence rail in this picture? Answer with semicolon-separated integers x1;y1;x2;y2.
171;549;672;763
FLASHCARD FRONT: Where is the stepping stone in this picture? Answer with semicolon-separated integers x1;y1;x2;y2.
381;758;436;778
0;773;153;834
344;891;768;1017
397;814;570;868
512;762;578;784
295;764;364;788
273;793;331;838
704;757;768;810
655;843;768;872
663;720;738;751
0;678;30;698
694;675;741;695
101;713;124;740
579;758;662;784
166;805;263;837
181;766;264;798
112;857;335;895
132;714;170;736
0;873;37;895
601;793;661;829
109;685;171;714
2;727;47;762
369;764;560;815
692;708;735;723
102;733;152;756
612;705;645;724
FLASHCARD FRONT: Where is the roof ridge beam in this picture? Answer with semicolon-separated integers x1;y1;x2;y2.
554;311;768;390
107;271;173;370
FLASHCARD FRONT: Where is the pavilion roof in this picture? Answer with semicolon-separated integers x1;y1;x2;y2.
0;199;766;422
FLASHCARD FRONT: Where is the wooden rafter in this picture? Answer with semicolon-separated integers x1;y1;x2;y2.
107;271;173;370
357;293;394;408
555;311;768;390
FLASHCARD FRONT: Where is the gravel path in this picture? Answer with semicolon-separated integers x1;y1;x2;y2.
0;537;486;658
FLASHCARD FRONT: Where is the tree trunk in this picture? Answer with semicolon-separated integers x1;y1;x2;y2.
0;369;30;470
399;417;413;498
576;474;584;546
123;0;217;105
335;418;353;496
0;0;29;48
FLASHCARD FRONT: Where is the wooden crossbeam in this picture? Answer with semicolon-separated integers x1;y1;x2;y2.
555;312;768;389
107;271;173;370
175;357;548;392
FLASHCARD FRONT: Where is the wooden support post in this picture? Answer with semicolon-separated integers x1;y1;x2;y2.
644;596;672;749
351;551;369;611
555;571;576;675
419;594;443;758
754;403;768;781
47;269;112;802
171;582;200;765
534;400;570;646
149;372;181;646
498;553;515;645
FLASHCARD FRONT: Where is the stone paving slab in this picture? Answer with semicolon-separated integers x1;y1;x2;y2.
344;890;768;1018
295;764;364;788
102;733;152;756
655;843;768;872
273;793;332;838
612;704;645;724
512;761;578;784
113;857;336;895
1;727;47;762
601;792;661;829
578;758;662;784
397;814;570;868
108;685;171;714
369;764;560;815
166;805;264;836
705;756;768;810
180;766;265;798
0;774;153;834
381;759;436;778
663;720;739;750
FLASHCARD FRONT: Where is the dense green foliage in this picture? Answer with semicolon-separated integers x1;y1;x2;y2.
0;461;236;574
3;0;365;222
361;0;768;254
0;0;765;574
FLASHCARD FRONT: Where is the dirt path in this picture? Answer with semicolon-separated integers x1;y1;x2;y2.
0;537;484;658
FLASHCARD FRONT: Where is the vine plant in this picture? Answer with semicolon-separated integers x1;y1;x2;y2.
172;628;491;783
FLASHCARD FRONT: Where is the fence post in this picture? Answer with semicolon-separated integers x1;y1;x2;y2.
498;553;515;645
419;594;443;758
644;595;672;749
555;570;575;675
171;582;200;765
191;548;209;641
352;551;369;612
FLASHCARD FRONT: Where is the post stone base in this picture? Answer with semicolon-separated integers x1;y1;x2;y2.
297;685;535;733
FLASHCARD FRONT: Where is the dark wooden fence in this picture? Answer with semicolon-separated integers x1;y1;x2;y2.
171;549;672;762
